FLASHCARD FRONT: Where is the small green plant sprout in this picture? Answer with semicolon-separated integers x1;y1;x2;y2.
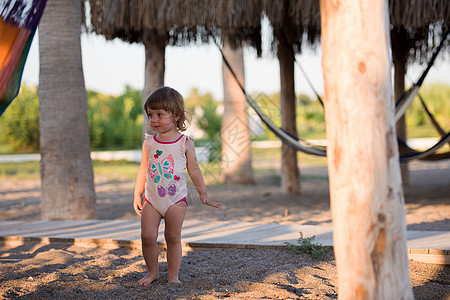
284;232;331;260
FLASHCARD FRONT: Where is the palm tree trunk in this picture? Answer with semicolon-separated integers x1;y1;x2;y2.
221;43;254;184
39;0;96;220
277;32;300;194
142;31;166;137
320;0;413;298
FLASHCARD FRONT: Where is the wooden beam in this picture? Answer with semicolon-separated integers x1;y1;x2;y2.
320;0;413;298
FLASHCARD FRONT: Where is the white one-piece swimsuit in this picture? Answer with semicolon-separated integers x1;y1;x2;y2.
144;134;191;217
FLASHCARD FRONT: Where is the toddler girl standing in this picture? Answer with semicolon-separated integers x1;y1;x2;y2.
133;86;221;286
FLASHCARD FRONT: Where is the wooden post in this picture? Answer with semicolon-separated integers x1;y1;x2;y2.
320;0;413;299
221;43;255;184
142;31;166;137
277;26;300;194
394;63;410;186
391;30;410;186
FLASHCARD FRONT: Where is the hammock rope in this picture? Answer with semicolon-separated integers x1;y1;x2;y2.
418;93;447;138
396;88;450;162
394;31;449;122
214;37;326;156
279;29;324;106
214;36;449;161
398;133;450;162
405;71;450;148
294;56;324;107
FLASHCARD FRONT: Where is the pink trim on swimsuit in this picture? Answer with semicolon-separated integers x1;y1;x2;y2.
154;134;184;144
144;197;188;206
175;197;188;205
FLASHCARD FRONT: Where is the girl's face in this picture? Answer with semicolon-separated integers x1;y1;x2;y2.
148;109;178;133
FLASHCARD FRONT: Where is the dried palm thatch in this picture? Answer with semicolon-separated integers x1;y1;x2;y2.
261;0;449;58
261;0;321;54
389;0;450;64
86;0;448;61
87;0;263;53
390;0;449;29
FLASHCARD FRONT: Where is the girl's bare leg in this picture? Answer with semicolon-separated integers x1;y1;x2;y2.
164;202;187;283
138;202;162;286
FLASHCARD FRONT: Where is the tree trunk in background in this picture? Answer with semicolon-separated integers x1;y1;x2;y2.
277;31;300;194
320;0;413;299
141;31;166;137
221;43;254;184
391;30;410;186
39;0;96;220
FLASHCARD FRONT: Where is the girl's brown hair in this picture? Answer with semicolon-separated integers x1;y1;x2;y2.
144;86;190;131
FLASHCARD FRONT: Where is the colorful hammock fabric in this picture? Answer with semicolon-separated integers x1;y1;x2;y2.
0;0;47;116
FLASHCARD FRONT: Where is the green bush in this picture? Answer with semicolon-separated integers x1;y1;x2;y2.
406;83;450;137
185;89;222;141
0;85;40;153
87;86;143;149
185;89;222;162
297;93;326;139
1;83;448;154
252;92;326;140
285;232;331;260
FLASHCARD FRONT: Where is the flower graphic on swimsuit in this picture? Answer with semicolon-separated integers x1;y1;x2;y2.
154;149;163;159
149;153;177;197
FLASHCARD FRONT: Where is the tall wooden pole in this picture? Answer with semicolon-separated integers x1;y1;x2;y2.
394;64;410;186
277;24;300;194
221;43;255;184
320;0;413;299
391;30;411;186
142;31;166;137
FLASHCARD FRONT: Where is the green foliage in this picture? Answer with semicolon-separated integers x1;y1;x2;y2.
252;92;326;140
405;83;450;137
185;88;222;141
87;85;143;149
0;85;40;153
1;83;449;154
253;83;450;140
185;88;222;162
296;93;325;139
0;159;139;181
92;159;140;181
284;232;331;260
0;161;40;179
251;92;280;141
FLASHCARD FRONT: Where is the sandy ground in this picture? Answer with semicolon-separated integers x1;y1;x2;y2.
0;160;449;299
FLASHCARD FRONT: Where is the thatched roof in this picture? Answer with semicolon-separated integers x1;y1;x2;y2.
389;0;450;29
87;0;263;54
389;0;450;64
260;0;449;62
262;0;321;54
86;0;449;63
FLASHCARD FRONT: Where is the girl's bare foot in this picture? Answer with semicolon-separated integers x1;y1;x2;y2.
138;272;159;286
168;277;182;284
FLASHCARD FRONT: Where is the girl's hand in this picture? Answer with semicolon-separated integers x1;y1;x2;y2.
200;194;221;208
134;195;143;216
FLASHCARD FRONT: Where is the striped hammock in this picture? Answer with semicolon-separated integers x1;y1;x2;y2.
0;0;47;116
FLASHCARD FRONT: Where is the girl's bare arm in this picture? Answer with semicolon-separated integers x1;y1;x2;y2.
133;141;149;215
